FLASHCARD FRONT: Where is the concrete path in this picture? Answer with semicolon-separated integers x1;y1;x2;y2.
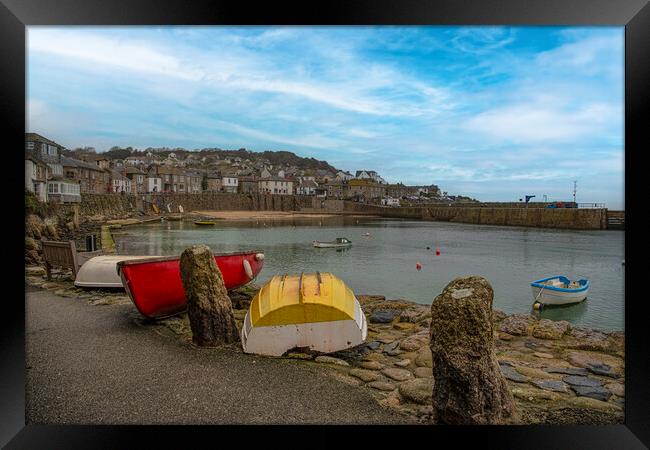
26;288;411;424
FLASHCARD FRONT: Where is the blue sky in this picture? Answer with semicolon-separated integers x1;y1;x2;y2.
27;26;624;208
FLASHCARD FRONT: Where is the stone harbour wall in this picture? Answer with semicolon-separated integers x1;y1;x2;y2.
341;202;608;230
145;192;313;212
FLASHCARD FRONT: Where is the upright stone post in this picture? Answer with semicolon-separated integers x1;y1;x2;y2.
429;276;517;424
179;245;240;346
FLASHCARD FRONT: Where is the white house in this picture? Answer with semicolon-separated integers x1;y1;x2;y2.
146;175;162;193
47;179;81;203
222;176;239;193
25;155;49;202
258;177;293;195
296;179;318;196
381;197;400;207
336;171;354;181
108;170;132;193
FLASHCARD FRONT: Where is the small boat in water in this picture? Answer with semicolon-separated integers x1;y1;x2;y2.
74;255;156;288
241;272;367;356
313;237;352;248
531;275;589;306
118;251;265;319
194;220;216;226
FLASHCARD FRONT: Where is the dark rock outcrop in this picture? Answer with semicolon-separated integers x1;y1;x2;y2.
179;245;240;346
429;276;517;424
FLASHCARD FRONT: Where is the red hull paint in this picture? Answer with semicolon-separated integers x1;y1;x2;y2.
117;251;264;319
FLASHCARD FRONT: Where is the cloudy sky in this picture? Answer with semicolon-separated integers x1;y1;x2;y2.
27;26;624;208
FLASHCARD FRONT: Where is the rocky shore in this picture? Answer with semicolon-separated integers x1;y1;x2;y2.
24;266;624;425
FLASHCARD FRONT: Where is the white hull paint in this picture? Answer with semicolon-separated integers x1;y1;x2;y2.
241;297;368;356
531;285;588;305
313;242;352;248
74;255;156;288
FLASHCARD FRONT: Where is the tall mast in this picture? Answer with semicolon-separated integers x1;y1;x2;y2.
573;180;577;204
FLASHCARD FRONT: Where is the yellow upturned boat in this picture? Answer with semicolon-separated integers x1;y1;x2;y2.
241;272;368;356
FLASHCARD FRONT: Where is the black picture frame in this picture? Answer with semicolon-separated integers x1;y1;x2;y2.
2;0;646;447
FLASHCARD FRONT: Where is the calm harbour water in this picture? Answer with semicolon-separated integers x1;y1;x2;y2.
114;216;624;330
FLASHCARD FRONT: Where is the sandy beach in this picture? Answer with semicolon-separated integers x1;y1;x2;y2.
189;210;372;221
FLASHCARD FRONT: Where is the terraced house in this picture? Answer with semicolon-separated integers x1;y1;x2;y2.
61;156;109;194
258;177;293;195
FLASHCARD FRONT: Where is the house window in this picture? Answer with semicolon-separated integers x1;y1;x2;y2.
26;141;35;150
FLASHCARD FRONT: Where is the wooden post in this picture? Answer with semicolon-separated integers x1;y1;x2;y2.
179;245;240;346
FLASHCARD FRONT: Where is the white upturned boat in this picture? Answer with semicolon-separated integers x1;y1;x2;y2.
241;272;367;356
74;255;155;288
312;237;352;248
531;275;589;306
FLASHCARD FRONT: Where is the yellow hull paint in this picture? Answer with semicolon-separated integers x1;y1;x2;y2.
250;272;357;327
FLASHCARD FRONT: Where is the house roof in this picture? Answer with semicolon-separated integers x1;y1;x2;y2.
61;156;105;172
299;179;318;188
25;133;65;149
259;177;292;182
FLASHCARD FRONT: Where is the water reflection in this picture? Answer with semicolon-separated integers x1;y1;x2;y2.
532;298;588;324
114;218;624;330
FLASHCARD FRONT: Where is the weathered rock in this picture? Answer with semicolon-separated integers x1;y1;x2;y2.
394;359;411;367
562;376;603;387
515;366;558;380
429;276;516;424
381;367;414;381
511;386;561;403
568;327;610;351
567;351;623;373
492;309;508;322
499;314;535;336
285;353;313;360
544;367;589;376
356;294;386;305
25;214;44;239
399;338;422;352
314;356;349;366
25;237;40;252
367;381;397;391
570;385;612;402
566;395;622;412
586;363;619;378
385;349;403;356
359;360;384;371
393;322;415;331
605;382;624;397
366;341;381;350
369;309;401;323
349;368;381;382
399;378;433;405
179;245;240;346
383;341;400;353
531;380;568;393
414;347;432;368
45;224;59;240
25;265;46;276
500;365;528;383
414;367;433;378
533;352;554;359
532;319;570;340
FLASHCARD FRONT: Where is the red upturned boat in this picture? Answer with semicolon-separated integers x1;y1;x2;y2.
117;250;265;319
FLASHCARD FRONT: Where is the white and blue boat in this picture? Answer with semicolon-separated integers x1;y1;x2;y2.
531;275;589;306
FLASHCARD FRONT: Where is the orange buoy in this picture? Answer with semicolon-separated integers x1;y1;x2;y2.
435;247;441;256
416;262;422;271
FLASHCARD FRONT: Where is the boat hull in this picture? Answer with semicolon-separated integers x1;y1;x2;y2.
531;286;588;305
531;275;589;305
74;255;155;288
313;242;352;248
118;251;265;319
241;272;367;356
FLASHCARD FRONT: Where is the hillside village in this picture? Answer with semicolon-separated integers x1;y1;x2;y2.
25;132;477;206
